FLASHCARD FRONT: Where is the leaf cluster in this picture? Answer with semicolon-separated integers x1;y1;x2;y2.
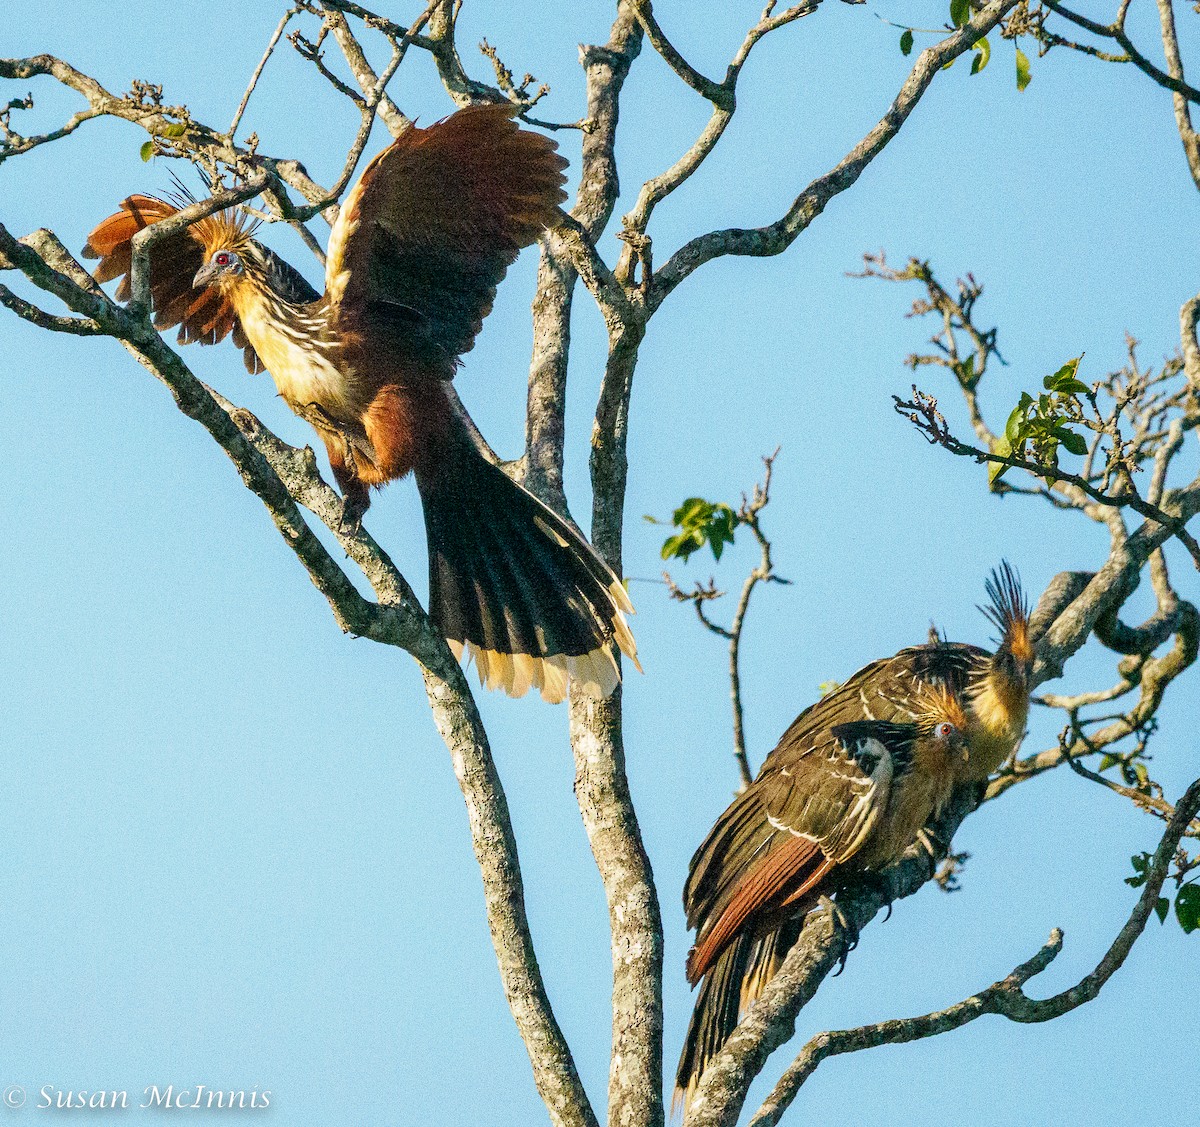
646;497;740;563
896;1;1031;87
1126;852;1200;933
989;357;1090;484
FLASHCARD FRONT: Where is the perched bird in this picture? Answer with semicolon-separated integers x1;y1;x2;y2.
83;104;638;702
674;564;1035;1108
676;687;969;1110
820;562;1035;783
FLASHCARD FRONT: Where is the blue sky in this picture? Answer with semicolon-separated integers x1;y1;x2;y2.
2;2;1197;1124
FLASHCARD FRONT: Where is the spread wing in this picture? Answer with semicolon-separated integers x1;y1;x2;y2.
83;195;318;374
684;720;915;982
324;103;568;374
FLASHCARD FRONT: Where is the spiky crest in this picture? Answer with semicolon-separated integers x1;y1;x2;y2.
979;560;1033;665
914;682;968;735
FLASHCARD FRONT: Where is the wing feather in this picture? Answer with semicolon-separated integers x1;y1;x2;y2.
324;104;568;372
82;194;299;368
684;720;909;983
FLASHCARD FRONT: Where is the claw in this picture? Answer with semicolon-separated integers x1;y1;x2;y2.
916;827;946;860
860;870;896;921
818;894;859;975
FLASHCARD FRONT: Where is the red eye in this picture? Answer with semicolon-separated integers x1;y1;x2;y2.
214;251;231;267
938;722;954;738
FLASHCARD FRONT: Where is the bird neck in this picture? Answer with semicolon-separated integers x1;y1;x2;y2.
226;272;297;332
962;663;1030;780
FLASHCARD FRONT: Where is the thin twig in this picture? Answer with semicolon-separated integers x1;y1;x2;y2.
229;8;298;140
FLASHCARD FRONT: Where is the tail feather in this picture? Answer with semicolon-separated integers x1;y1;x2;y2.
417;438;638;702
675;918;804;1115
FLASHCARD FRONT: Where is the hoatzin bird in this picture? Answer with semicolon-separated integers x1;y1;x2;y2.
676;687;969;1110
83;104;638;703
675;564;1035;1108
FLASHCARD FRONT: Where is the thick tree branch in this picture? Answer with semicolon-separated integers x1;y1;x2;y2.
1153;0;1200;188
320;4;415;137
749;775;1200;1125
525;7;643;510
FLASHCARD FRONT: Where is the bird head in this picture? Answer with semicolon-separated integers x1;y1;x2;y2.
194;245;245;289
192;217;259;293
915;684;970;764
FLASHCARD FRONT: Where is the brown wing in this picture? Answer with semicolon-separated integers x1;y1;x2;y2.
683;720;906;983
324;103;568;373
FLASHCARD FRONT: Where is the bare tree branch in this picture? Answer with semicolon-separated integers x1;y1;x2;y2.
228;7;300;141
649;0;1022;309
0;213;599;1127
525;8;643;511
1041;0;1200;105
320;4;415;137
618;0;819;286
748;775;1200;1125
663;450;790;789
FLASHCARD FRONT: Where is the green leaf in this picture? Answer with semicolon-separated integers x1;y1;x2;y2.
1044;357;1084;393
900;28;914;55
1004;402;1025;447
661;530;700;563
659;497;739;563
817;680;842;697
163;122;187;138
950;0;971;27
1016;46;1032;91
1175;884;1200;934
989;434;1012;486
1154;897;1170;925
140;140;154;162
1126;852;1150;887
971;37;991;75
673;497;709;525
1057;428;1088;457
1098;754;1119;771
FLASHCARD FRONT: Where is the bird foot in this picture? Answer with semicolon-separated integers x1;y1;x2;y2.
916;827;947;863
856;870;896;922
296;400;342;435
818;894;859;976
338;490;368;535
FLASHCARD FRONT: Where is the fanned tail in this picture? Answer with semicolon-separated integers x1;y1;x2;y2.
415;435;639;703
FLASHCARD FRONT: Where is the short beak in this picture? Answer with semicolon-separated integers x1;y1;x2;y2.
193;259;219;289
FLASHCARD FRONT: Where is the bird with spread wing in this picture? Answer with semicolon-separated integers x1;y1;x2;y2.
675;564;1035;1109
83;104;638;703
